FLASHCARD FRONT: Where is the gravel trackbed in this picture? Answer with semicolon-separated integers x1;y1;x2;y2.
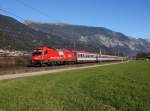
0;61;127;80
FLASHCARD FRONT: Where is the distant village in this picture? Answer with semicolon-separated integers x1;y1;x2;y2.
0;49;31;56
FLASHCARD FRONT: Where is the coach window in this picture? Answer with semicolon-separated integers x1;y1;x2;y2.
79;54;81;57
81;54;83;57
78;54;80;57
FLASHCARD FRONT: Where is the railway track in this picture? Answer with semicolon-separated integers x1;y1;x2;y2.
0;62;109;75
0;61;127;80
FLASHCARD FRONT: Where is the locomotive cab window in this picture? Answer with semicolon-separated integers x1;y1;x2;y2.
33;50;42;55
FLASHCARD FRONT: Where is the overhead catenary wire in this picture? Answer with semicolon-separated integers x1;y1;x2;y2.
0;8;25;21
14;0;59;22
0;0;58;22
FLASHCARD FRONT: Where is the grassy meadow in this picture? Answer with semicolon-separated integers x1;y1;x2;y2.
0;61;150;111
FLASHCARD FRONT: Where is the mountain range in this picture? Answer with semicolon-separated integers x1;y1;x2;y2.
0;14;150;56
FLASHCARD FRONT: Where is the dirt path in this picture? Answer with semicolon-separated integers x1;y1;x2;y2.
0;61;127;80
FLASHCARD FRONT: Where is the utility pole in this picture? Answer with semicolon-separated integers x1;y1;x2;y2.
71;27;76;50
118;50;119;56
73;41;76;50
100;48;102;55
99;48;102;63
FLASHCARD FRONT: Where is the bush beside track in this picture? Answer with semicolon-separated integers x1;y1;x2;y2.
0;60;149;111
0;56;31;67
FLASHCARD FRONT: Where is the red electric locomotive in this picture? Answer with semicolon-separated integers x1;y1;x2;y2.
32;46;76;66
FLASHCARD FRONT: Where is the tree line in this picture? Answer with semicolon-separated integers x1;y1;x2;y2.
136;52;150;59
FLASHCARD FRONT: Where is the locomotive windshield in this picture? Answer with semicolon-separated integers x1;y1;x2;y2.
33;50;42;55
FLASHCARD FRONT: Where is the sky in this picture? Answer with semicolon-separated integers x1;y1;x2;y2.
0;0;150;39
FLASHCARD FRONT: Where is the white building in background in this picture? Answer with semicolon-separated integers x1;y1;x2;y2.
0;49;30;56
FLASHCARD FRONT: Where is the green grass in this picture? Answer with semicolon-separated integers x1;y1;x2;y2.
0;61;150;111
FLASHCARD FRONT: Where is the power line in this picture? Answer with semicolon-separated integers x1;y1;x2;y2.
0;8;25;21
14;0;58;21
